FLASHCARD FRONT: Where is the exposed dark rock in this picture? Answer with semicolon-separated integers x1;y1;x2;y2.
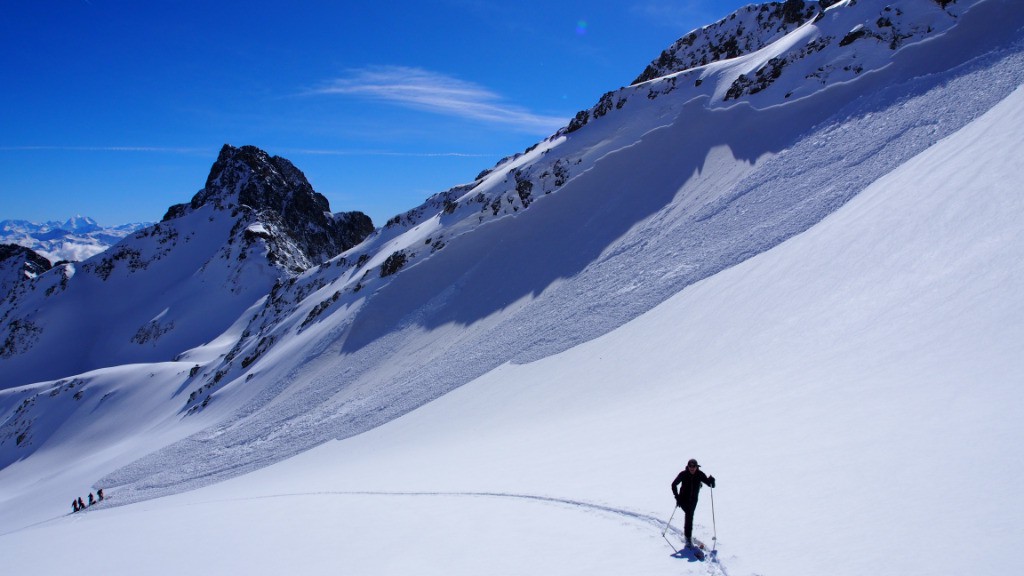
164;144;374;265
380;250;408;278
0;244;52;278
566;110;591;133
331;211;375;253
0;244;52;298
840;27;870;46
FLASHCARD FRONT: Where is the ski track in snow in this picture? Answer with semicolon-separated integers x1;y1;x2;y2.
182;489;729;574
2;489;730;574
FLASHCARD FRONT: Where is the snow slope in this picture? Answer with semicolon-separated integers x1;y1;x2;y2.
1;1;1023;574
3;60;1021;576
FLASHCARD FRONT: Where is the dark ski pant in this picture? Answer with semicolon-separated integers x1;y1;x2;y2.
681;504;697;543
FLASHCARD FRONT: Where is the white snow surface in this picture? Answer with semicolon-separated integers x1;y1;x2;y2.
1;1;1023;574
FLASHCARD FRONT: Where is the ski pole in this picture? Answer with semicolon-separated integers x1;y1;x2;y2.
710;486;717;544
662;504;677;537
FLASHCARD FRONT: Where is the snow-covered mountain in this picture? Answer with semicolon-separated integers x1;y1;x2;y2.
0;216;149;263
0;144;373;386
2;1;1022;574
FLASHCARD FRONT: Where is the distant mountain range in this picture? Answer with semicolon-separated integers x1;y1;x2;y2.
0;217;151;263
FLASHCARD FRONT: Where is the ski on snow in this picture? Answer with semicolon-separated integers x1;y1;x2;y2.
688;539;707;561
671;538;707;561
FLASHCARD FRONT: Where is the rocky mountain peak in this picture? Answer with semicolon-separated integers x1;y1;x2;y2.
166;144;325;217
163;144;374;267
62;216;101;234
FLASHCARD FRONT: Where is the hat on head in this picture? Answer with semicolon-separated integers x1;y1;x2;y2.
687;458;700;468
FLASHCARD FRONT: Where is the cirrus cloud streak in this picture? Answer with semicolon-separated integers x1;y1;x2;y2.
310;66;568;135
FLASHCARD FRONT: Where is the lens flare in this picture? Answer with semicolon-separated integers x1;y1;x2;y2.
575;20;588;35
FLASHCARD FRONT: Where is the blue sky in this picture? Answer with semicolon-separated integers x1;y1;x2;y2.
1;0;751;227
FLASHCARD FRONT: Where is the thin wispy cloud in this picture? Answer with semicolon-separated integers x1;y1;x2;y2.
310;66;568;135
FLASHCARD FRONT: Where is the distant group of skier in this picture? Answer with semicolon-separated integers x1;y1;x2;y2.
71;488;104;513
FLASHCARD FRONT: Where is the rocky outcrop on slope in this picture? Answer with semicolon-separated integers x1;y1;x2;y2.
630;0;963;87
0;244;51;300
632;0;822;85
560;0;975;136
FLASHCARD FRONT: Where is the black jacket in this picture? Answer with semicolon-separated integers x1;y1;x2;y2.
672;469;712;511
